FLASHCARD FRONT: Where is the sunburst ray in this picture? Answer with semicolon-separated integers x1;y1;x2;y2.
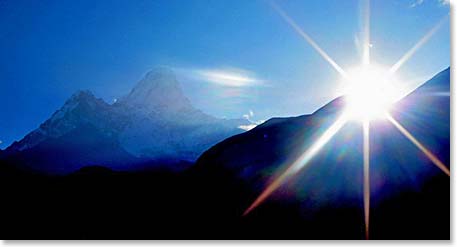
389;14;449;75
362;0;371;65
363;120;370;239
270;1;348;79
243;114;349;216
386;114;450;176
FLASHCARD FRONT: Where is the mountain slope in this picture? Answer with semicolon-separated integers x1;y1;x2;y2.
193;67;450;239
3;68;249;174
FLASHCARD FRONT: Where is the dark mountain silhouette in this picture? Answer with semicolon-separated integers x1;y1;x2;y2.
2;68;249;174
0;68;449;239
192;67;450;239
196;67;449;186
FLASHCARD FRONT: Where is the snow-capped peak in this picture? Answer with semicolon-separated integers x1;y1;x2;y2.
119;68;192;112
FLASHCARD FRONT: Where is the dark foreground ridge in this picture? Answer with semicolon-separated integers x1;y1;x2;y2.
0;68;450;239
0;163;449;239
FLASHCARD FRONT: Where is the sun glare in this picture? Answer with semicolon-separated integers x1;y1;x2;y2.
343;65;401;121
244;1;449;240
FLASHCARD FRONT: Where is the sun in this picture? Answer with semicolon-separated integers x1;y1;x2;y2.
343;64;402;121
244;1;449;240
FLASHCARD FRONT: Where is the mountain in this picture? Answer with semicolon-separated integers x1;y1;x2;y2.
117;67;194;112
0;68;449;239
193;67;450;239
2;68;250;174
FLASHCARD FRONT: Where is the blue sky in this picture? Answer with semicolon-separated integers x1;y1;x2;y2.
0;0;450;148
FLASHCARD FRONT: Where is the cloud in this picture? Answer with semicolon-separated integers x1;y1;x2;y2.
410;0;424;7
182;68;263;87
239;110;266;131
197;70;262;87
243;110;255;120
410;0;450;7
438;0;450;5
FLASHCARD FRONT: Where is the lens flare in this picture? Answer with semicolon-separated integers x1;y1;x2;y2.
343;65;402;121
243;114;348;216
389;14;448;75
362;0;371;65
253;0;449;239
270;1;348;79
363;120;370;240
387;114;450;176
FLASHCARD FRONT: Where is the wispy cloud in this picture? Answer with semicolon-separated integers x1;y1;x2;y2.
239;110;265;131
197;70;261;87
243;110;254;120
410;0;450;7
180;67;263;87
410;0;424;7
243;110;259;122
